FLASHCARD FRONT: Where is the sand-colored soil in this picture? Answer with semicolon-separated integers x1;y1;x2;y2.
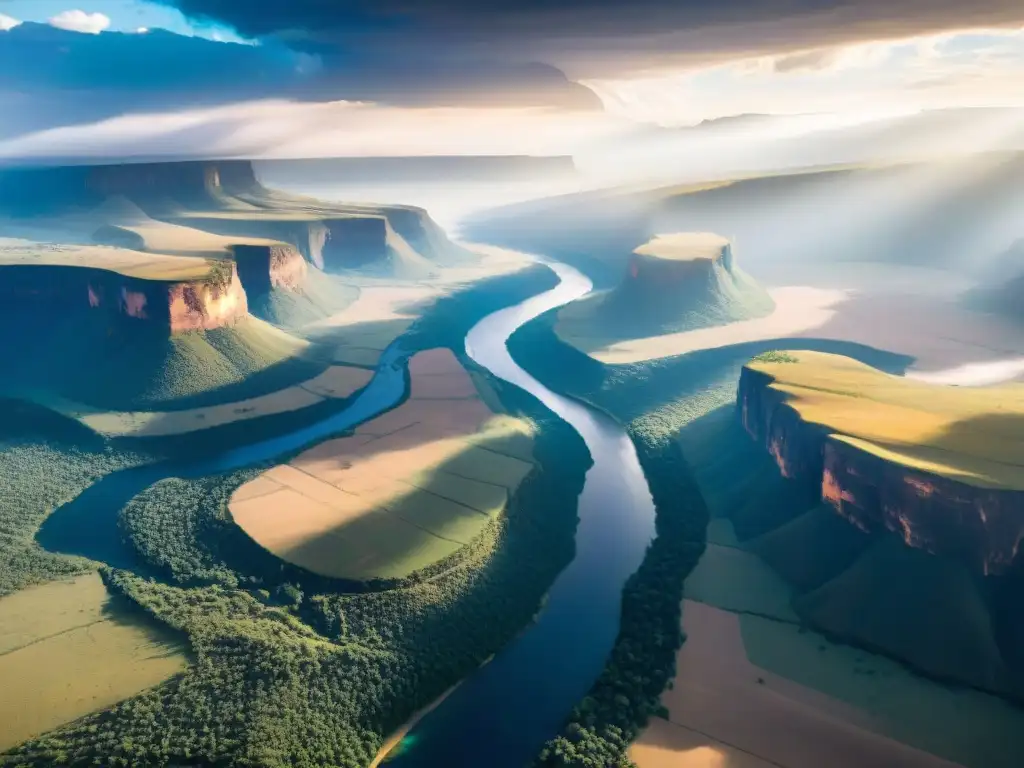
310;246;532;367
564;278;1024;371
230;348;534;581
631;600;966;768
0;241;213;281
749;350;1024;489
563;286;846;363
110;220;284;259
0;573;188;751
634;233;732;263
634;513;1024;768
64;364;373;437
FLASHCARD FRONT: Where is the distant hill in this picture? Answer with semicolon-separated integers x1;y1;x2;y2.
255;155;578;186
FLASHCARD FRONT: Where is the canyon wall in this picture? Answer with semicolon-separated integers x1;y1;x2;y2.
822;439;1024;576
0;160;267;215
737;364;1024;575
0;263;248;335
231;244;308;298
321;216;389;271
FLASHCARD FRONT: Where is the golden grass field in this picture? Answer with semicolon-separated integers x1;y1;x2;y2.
748;351;1024;489
229;348;535;581
0;241;214;281
633;232;731;262
61;363;373;437
0;573;188;751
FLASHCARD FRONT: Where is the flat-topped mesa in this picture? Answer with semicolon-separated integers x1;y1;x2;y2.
589;232;774;336
0;247;247;335
0;160;268;216
738;351;1024;575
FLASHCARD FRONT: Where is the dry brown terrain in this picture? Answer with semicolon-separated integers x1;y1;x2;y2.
630;600;963;768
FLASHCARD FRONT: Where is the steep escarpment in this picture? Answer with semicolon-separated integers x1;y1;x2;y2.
737;354;1024;575
735;350;1024;698
231;244;307;299
0;260;247;335
0;160;266;216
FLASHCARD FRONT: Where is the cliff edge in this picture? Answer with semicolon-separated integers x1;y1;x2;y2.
738;351;1024;575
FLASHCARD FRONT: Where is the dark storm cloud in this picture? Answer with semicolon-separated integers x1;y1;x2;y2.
158;0;1024;74
0;22;599;141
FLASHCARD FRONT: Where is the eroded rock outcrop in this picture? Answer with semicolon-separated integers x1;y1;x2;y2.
0;262;247;335
737;360;1024;575
822;439;1024;576
232;244;307;299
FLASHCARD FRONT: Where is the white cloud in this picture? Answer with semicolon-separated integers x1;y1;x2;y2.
584;25;1024;126
0;99;631;161
48;10;111;35
136;27;149;34
0;13;22;32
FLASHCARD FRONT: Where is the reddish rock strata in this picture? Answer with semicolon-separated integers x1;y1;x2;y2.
0;263;247;335
737;364;1024;575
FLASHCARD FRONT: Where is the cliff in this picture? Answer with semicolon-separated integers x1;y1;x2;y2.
0;160;267;216
737;353;1024;576
231;244;307;298
0;257;247;335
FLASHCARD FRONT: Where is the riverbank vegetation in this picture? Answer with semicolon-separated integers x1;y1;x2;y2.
536;427;708;768
2;266;586;766
6;376;589;767
0;400;145;596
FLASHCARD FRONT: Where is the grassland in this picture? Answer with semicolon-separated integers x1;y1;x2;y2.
0;241;215;281
230;348;535;581
747;350;1024;489
2;314;326;412
8;360;591;768
62;363;372;438
0;573;189;752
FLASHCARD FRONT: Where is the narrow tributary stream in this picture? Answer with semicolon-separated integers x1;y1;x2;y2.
38;260;659;768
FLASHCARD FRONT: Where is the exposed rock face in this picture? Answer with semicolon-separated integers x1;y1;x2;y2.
822;439;1024;576
321;216;389;271
738;366;828;485
0;263;247;334
737;364;1024;575
232;244;307;299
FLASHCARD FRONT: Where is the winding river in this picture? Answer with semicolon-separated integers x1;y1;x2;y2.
38;260;658;767
390;261;657;767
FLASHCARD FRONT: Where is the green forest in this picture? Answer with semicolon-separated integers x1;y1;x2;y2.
1;267;589;768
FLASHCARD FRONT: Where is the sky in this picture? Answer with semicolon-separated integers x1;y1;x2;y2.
0;1;1022;163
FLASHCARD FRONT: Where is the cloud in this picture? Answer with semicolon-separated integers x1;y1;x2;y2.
0;99;629;161
0;21;599;143
156;0;1024;77
48;10;111;35
0;14;21;32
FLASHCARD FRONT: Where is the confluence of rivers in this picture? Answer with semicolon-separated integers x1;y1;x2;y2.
38;260;658;768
